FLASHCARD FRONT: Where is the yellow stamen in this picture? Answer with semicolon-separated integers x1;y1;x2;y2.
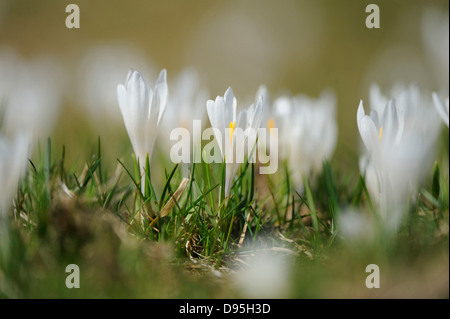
229;121;235;144
267;118;275;133
379;126;383;141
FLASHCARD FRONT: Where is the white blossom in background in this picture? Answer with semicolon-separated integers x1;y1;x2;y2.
432;93;449;127
159;67;209;176
0;47;65;145
269;90;337;192
357;84;440;231
76;44;155;125
117;69;168;191
254;85;273;159
206;87;263;197
338;209;376;242
0;134;29;216
233;250;291;298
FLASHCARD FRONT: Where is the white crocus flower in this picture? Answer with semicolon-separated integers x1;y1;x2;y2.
357;85;439;231
117;69;168;190
0;134;29;216
271;91;337;192
432;93;449;127
206;87;263;198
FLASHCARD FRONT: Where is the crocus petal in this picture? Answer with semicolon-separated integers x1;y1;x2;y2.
432;92;449;127
206;96;226;156
127;71;149;114
155;69;168;124
369;110;379;129
117;84;128;120
369;83;388;116
359;115;380;156
125;68;134;83
251;97;263;131
356;100;365;132
224;87;237;125
381;99;399;146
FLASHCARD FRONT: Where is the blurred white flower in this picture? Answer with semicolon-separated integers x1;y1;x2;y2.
270;90;337;191
232;250;291;298
206;87;263;197
117;69;168;189
75;44;155;125
0;48;65;145
357;84;440;231
432;93;449;127
338;208;376;242
163;68;209;131
159;67;209;175
0;133;29;216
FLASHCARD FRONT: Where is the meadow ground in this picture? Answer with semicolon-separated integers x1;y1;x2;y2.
0;132;448;298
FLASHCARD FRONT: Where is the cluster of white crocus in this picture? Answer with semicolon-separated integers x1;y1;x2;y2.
261;90;337;192
357;84;440;231
0;134;29;216
117;68;168;191
206;87;263;197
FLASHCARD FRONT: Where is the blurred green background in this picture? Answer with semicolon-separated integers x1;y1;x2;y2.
0;0;448;170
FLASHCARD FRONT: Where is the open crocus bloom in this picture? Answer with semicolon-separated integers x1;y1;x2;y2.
206;87;263;198
357;84;440;231
117;69;168;190
432;93;449;127
0;134;29;216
